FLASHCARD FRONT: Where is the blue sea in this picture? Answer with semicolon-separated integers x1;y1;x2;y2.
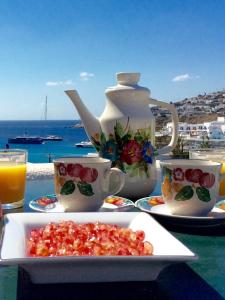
0;120;96;162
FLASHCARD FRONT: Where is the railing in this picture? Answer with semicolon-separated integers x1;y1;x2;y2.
27;163;54;181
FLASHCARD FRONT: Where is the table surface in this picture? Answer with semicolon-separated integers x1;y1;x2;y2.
0;179;225;300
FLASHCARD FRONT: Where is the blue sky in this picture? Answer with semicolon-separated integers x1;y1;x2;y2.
0;0;225;120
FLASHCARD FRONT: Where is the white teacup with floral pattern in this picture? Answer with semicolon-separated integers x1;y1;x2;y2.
160;159;225;216
54;157;125;212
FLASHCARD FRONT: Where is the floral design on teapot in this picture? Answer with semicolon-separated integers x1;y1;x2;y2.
162;166;216;202
91;119;155;178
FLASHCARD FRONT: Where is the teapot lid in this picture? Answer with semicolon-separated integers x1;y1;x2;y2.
117;73;140;85
105;72;150;96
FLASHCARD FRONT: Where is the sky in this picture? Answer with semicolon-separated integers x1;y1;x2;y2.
0;0;225;120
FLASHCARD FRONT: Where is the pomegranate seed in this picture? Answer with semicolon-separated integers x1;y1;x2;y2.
27;221;153;257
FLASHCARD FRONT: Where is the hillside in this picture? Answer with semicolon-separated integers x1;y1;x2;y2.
153;89;225;130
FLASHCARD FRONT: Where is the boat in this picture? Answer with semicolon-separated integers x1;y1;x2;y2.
73;122;84;128
65;122;84;128
40;97;63;141
75;141;94;148
42;135;63;141
8;136;43;144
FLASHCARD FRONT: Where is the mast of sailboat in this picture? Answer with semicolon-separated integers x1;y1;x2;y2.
44;96;47;121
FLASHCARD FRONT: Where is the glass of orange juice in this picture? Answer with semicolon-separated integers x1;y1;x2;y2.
189;149;225;197
0;149;27;209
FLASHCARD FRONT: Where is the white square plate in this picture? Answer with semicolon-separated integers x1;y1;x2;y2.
0;212;197;283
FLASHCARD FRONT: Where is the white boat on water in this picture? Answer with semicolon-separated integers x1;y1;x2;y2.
42;135;63;141
75;141;93;148
73;123;84;128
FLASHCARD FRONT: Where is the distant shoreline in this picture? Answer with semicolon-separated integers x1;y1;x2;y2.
0;119;81;122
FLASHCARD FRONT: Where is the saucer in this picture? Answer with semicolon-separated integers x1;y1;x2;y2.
29;195;134;213
215;199;225;211
135;196;225;227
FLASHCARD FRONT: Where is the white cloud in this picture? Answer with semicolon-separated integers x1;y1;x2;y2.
172;74;190;82
46;80;73;86
172;74;200;82
79;72;95;81
46;81;59;86
64;79;73;85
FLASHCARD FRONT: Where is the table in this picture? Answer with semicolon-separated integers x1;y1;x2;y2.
1;179;225;300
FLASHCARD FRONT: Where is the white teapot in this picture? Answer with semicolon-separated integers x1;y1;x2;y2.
65;72;178;199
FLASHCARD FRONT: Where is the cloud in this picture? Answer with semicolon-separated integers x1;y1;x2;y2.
64;79;73;85
172;74;190;82
46;80;73;86
172;74;200;82
46;81;59;86
79;72;95;81
45;72;95;86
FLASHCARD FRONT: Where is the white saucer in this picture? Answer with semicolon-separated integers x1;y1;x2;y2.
135;198;225;227
30;201;65;212
29;195;134;213
151;204;225;220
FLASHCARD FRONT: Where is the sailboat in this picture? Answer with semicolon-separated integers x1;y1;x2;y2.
8;97;63;144
42;96;63;141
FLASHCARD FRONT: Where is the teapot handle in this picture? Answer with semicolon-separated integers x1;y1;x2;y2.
148;98;179;155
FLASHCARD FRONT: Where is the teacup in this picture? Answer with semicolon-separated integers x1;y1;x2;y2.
189;149;225;197
160;159;225;216
53;156;125;212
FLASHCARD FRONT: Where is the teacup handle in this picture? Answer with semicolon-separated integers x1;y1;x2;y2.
148;98;179;155
104;168;125;197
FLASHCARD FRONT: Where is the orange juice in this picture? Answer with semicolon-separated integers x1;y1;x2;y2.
209;159;225;196
0;163;27;204
219;163;225;196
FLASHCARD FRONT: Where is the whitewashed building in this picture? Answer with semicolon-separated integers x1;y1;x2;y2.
166;117;225;140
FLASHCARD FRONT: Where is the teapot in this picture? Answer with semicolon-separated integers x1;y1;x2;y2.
65;72;179;199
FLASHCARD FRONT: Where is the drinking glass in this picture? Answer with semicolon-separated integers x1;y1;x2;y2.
0;149;27;209
189;149;225;196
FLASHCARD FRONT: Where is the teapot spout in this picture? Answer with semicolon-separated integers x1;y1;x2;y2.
65;90;101;140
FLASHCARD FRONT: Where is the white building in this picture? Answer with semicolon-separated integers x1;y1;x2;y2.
166;117;225;140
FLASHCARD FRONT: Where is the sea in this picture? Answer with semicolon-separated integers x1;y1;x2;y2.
0;120;96;163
